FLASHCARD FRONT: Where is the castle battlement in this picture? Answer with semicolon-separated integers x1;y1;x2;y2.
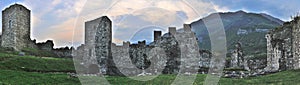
154;31;162;42
138;40;146;46
123;41;130;47
168;27;176;35
183;24;191;32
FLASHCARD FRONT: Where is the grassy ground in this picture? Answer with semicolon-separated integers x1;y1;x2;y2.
0;53;75;72
0;70;80;85
104;70;300;85
1;52;300;85
1;69;300;85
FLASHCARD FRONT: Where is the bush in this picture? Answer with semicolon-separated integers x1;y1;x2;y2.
21;47;56;57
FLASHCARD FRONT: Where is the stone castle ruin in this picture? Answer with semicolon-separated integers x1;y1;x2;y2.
3;4;300;77
265;16;300;72
72;15;300;76
0;4;266;77
73;15;205;75
1;4;72;58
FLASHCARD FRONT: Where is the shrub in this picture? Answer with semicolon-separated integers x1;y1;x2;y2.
21;47;56;57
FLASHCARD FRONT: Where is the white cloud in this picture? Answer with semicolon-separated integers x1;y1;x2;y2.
41;17;80;48
133;8;178;25
112;38;124;45
213;5;229;12
52;0;61;6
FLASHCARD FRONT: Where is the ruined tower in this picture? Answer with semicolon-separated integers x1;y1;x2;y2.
84;16;112;74
265;16;300;72
1;4;31;50
173;24;200;73
292;17;300;69
230;42;244;68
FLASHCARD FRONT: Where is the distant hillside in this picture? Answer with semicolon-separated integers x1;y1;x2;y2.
190;10;283;56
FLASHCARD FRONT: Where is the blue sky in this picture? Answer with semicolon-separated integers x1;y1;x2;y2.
0;0;300;48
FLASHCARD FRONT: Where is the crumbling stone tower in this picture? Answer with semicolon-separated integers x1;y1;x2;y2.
1;4;31;51
84;16;112;74
171;24;200;73
292;17;300;69
265;16;300;72
230;42;244;68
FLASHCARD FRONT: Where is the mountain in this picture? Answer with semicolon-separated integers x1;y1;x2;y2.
190;10;283;57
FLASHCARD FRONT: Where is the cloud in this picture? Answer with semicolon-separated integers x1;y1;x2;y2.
52;0;61;6
134;8;177;24
35;18;77;48
2;0;299;48
112;38;124;45
19;0;87;48
109;0;219;43
15;0;221;47
52;0;87;19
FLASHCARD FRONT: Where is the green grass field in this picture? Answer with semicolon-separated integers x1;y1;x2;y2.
1;52;300;85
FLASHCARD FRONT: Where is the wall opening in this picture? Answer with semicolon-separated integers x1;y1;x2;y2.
9;20;12;29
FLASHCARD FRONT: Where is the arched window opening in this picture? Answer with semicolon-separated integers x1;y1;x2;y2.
9;20;12;29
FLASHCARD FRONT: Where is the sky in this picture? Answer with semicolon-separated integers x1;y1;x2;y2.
0;0;300;48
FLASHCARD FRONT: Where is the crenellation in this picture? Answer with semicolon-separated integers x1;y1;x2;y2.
168;27;176;35
123;41;130;47
36;40;54;51
154;31;162;42
52;46;73;58
183;24;191;32
137;40;146;46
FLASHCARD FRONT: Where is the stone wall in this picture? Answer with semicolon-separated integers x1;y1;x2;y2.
247;58;267;70
36;40;54;51
169;24;201;73
152;29;181;74
199;49;212;72
129;41;151;70
53;47;73;58
111;42;141;76
73;44;87;73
